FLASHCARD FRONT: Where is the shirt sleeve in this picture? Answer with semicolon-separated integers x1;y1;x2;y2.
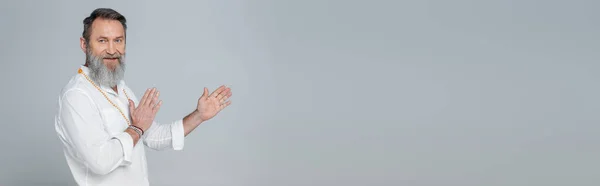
124;86;185;151
57;88;134;175
142;119;185;151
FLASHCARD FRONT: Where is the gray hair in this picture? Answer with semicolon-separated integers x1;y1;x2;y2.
86;47;126;88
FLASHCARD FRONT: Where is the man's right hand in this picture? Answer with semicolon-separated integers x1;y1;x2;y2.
128;87;162;132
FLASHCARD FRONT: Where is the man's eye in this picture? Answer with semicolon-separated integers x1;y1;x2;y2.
115;39;122;43
99;39;106;43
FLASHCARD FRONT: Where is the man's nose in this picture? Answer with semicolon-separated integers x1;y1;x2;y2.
107;41;116;55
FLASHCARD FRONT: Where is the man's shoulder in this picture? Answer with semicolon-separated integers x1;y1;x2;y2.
58;73;92;99
55;73;100;115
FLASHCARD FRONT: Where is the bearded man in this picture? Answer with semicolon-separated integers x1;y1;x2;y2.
54;8;232;186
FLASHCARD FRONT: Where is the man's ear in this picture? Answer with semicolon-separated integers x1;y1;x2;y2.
80;37;87;53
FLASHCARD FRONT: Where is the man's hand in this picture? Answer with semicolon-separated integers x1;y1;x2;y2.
196;85;232;122
128;87;162;131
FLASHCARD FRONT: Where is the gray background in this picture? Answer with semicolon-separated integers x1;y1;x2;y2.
1;0;599;185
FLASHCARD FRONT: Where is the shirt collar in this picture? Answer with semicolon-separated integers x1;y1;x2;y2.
79;65;125;96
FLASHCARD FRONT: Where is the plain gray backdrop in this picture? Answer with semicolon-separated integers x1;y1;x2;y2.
1;0;599;185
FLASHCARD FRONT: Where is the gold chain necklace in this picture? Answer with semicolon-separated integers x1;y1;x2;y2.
78;68;132;126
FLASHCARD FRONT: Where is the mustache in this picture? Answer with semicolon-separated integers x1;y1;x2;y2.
100;53;122;59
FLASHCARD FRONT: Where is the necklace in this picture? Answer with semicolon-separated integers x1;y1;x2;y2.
78;68;132;126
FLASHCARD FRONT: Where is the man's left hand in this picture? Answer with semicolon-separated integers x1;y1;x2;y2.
196;85;232;122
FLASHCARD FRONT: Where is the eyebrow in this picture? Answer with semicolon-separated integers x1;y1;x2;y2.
97;36;125;39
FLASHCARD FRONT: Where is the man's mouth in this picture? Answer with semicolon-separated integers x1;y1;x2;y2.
104;58;119;62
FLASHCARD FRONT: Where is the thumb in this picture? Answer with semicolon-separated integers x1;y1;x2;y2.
128;99;135;112
202;87;209;98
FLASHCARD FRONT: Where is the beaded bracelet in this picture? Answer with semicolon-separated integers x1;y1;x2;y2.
128;125;143;138
130;125;144;135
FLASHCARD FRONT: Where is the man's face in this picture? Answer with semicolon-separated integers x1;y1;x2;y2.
87;18;126;69
81;18;126;88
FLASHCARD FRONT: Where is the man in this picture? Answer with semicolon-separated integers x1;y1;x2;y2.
54;8;232;185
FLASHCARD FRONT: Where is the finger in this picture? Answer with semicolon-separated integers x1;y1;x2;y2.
224;90;232;100
210;86;225;98
202;87;209;98
220;100;232;110
128;99;136;112
150;90;159;107
219;90;232;103
209;85;226;98
139;88;151;106
217;88;231;100
153;100;163;113
145;88;156;106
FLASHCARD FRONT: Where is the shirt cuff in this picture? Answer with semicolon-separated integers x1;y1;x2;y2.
113;132;134;165
171;119;185;150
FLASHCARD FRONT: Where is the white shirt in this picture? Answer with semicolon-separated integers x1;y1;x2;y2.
54;66;185;186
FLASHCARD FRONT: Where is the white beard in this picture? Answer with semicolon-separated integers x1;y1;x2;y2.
86;49;126;88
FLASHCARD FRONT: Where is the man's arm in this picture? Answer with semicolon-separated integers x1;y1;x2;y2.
183;110;204;136
141;86;232;150
128;87;182;151
183;85;232;136
125;128;141;144
141;111;200;151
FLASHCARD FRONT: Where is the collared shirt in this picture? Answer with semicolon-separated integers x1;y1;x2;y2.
54;66;185;186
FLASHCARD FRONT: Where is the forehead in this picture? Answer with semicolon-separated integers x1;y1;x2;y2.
90;18;124;38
